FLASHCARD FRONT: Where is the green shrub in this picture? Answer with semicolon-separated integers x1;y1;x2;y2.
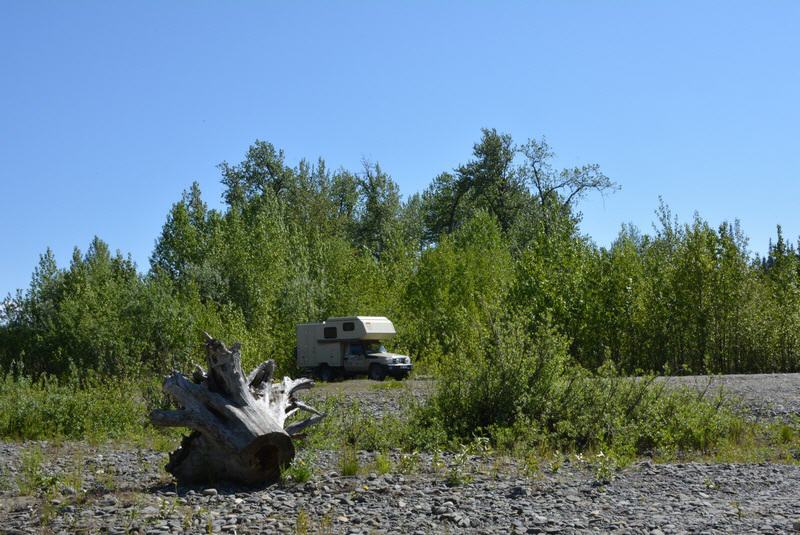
303;395;447;454
0;370;174;443
426;316;750;457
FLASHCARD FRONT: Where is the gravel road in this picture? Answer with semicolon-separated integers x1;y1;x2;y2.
1;374;799;534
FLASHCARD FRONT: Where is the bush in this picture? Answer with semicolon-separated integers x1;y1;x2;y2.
426;316;750;457
0;368;170;442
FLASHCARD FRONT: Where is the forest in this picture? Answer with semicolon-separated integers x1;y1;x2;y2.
2;128;800;380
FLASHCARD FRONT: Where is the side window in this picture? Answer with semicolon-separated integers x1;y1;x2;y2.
324;326;337;339
343;322;355;332
348;342;363;355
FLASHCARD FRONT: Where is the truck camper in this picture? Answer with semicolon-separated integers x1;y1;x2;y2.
296;316;412;381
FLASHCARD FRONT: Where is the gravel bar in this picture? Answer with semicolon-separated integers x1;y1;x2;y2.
1;374;799;534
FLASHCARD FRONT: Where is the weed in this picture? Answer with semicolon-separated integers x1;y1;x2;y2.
17;445;58;496
521;452;540;478
396;451;420;474
339;446;359;477
182;505;193;531
318;512;334;534
428;319;756;461
731;500;744;519
592;451;616;484
445;443;476;487
775;423;796;445
204;507;214;535
159;496;179;519
431;447;445;474
0;464;13;492
39;495;57;527
549;451;563;474
371;451;392;475
0;372;154;442
282;456;313;485
295;508;310;535
94;464;117;492
125;500;142;534
487;456;503;479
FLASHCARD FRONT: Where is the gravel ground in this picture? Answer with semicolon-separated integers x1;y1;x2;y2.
663;374;800;421
1;374;799;534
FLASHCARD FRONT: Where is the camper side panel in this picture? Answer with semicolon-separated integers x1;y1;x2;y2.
296;323;343;368
296;324;316;368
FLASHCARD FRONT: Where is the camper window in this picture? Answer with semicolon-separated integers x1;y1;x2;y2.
324;326;337;339
343;322;355;332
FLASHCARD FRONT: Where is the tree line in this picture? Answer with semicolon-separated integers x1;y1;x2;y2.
2;129;799;377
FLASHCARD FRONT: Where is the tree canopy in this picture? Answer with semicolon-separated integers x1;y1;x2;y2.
3;131;799;378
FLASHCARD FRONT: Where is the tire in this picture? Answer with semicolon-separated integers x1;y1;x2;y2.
368;364;387;381
317;364;334;382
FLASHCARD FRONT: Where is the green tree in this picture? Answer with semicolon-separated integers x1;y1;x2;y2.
404;211;514;359
353;161;402;258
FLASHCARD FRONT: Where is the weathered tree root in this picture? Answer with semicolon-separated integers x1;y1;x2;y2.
150;333;324;485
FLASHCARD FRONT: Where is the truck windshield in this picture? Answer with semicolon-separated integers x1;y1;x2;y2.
364;341;387;354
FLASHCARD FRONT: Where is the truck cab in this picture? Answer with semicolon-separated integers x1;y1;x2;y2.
296;316;413;381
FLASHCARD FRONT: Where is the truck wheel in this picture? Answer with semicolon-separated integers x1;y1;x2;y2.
317;364;334;382
368;364;387;381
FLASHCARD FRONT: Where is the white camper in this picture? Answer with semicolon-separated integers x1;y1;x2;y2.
296;316;413;381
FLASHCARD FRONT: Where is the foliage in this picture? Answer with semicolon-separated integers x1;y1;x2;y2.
426;316;751;458
0;369;174;443
3;131;800;382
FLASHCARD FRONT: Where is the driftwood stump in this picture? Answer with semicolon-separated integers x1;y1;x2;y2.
150;334;324;485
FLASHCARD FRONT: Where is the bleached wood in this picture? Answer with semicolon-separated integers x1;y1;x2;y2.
149;335;323;485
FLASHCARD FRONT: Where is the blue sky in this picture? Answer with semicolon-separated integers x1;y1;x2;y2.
2;1;799;297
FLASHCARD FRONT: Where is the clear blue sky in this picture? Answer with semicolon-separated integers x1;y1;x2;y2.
2;1;799;298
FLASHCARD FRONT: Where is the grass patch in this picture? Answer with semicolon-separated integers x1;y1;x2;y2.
338;445;360;476
369;379;405;391
0;370;180;445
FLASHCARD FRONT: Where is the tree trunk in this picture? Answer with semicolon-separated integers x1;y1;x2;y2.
150;334;324;485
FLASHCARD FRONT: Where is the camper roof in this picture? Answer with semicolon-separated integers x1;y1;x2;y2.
326;316;396;339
